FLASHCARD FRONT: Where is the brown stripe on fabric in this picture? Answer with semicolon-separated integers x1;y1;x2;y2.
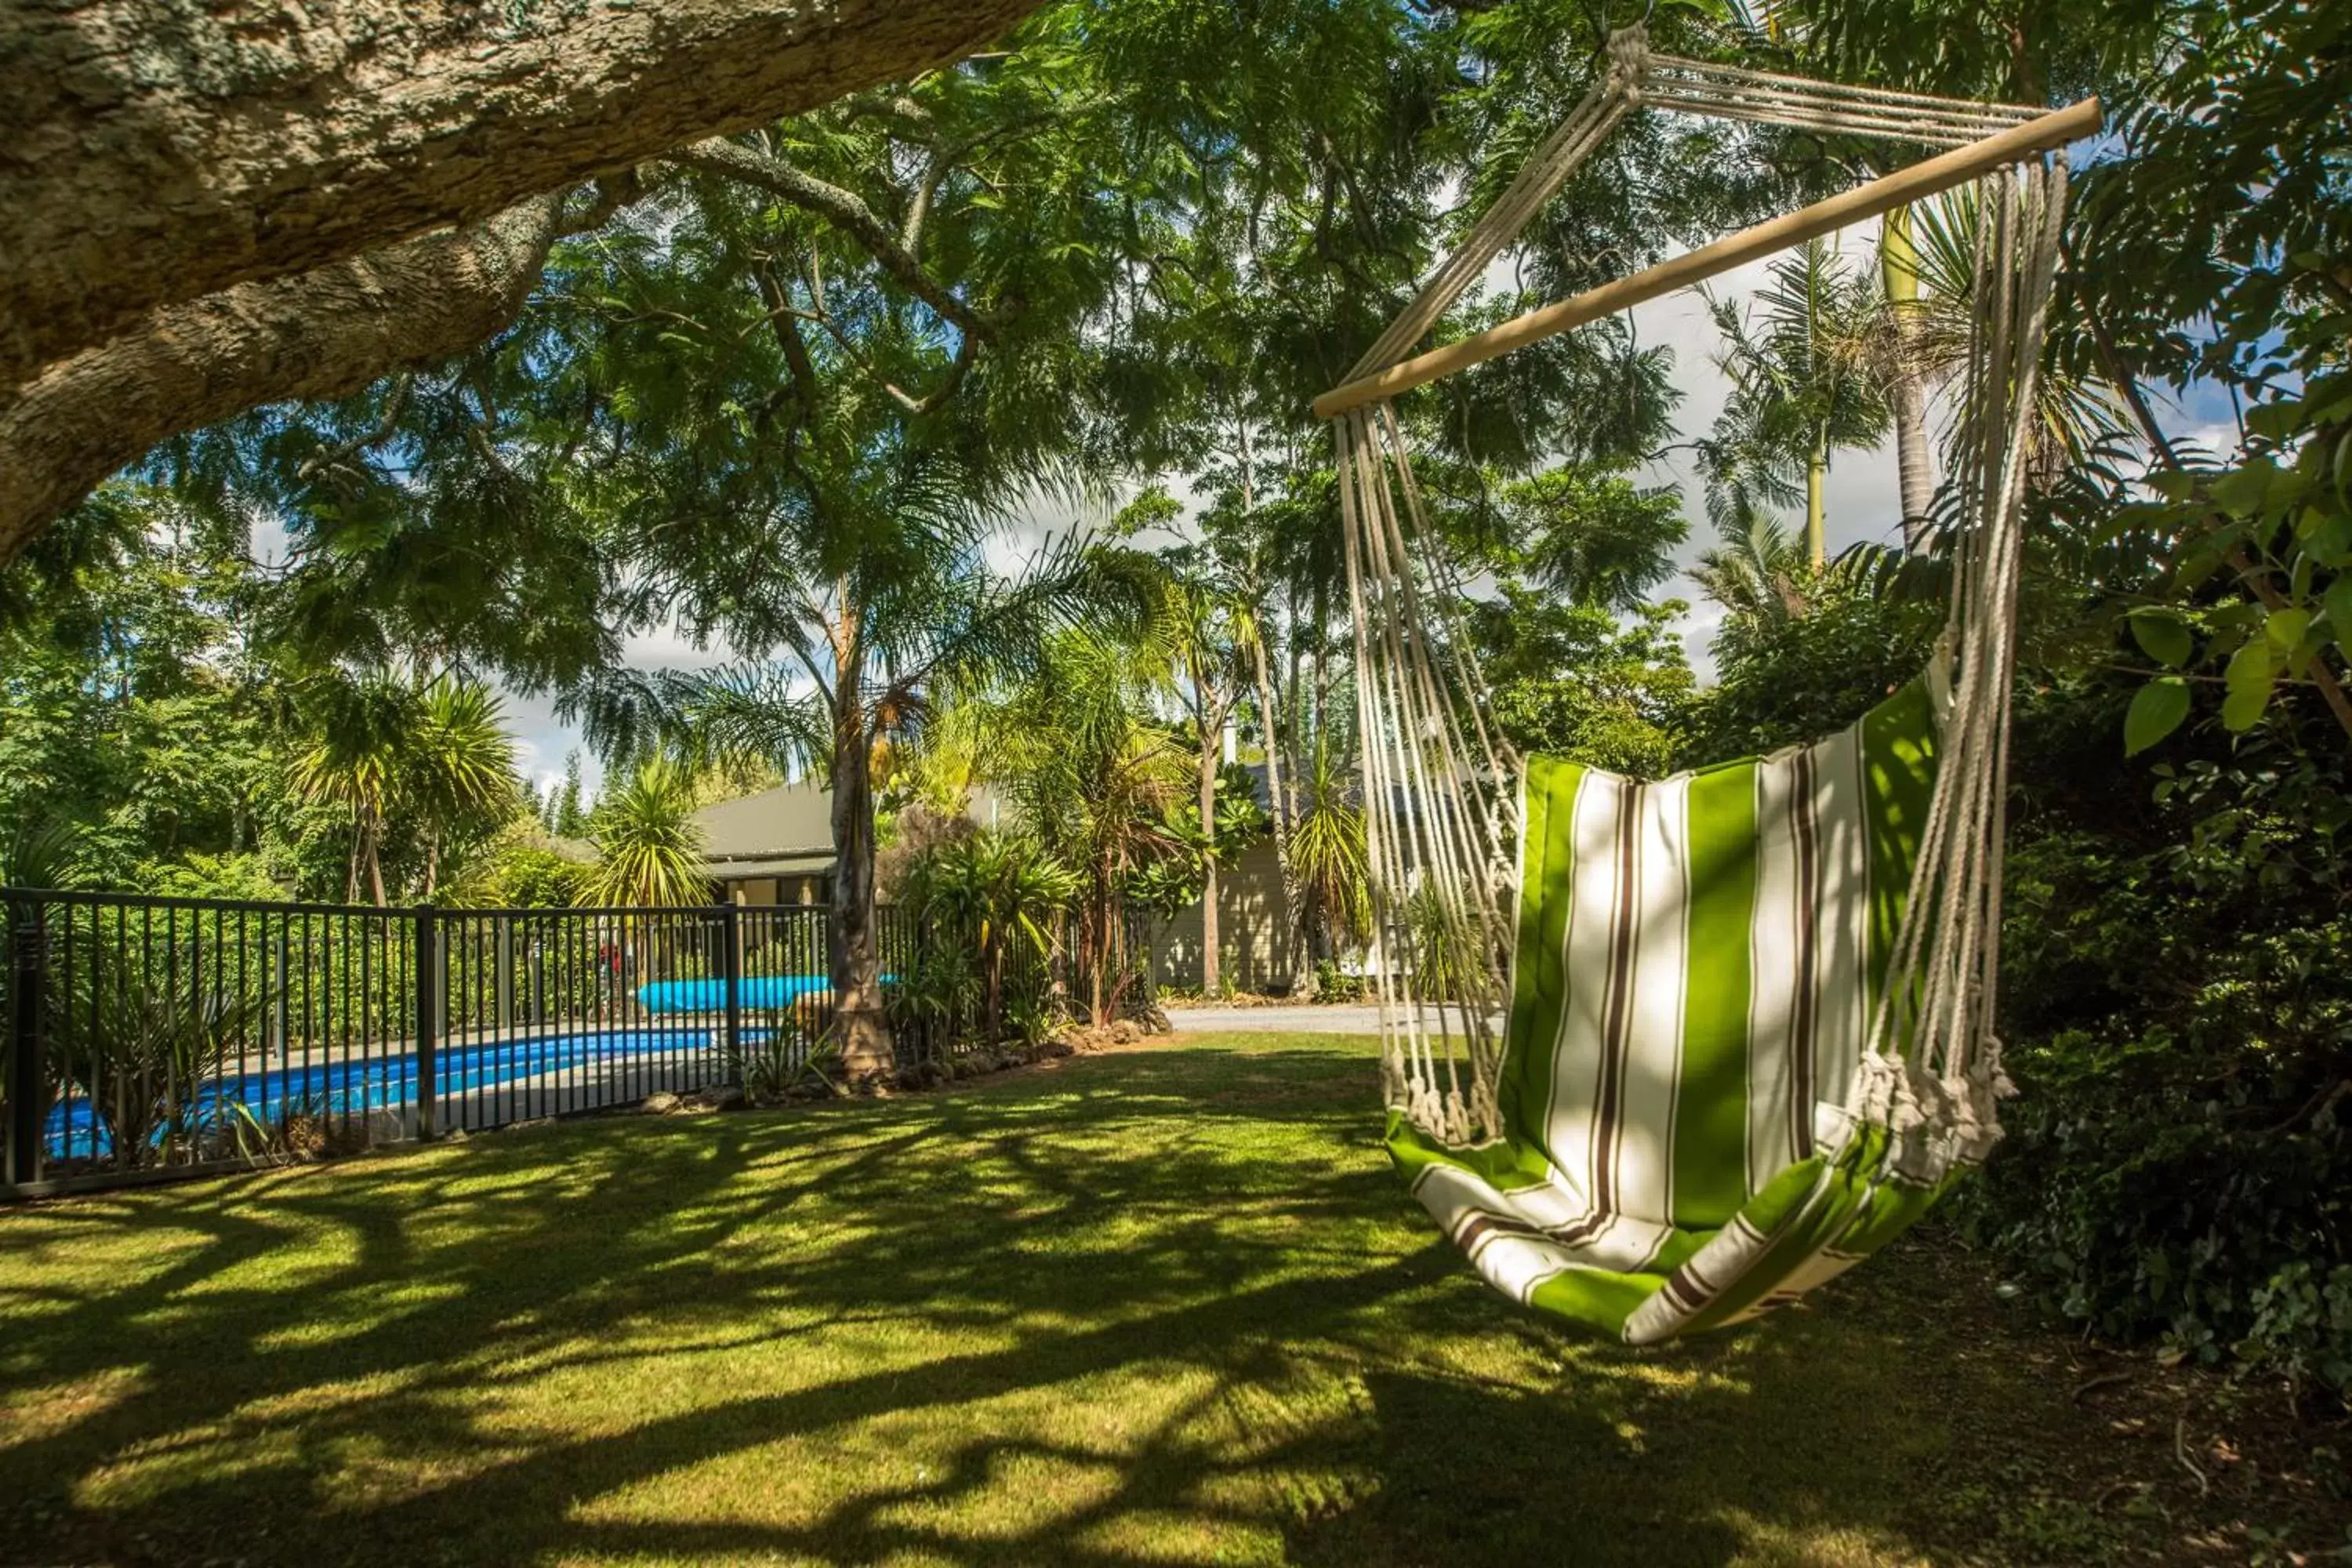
1458;1213;1552;1260
1454;1211;1550;1255
1661;1250;1722;1316
1593;781;1642;1221
1788;748;1820;1159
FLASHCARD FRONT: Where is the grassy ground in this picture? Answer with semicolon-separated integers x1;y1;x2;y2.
1;1032;2340;1568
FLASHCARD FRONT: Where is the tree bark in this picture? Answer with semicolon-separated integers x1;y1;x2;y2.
1250;636;1302;989
828;690;895;1087
1196;700;1221;997
0;195;563;565
1;0;1044;389
1881;207;1936;546
1806;443;1828;568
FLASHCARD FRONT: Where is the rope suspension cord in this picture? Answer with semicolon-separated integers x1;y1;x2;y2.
1336;18;2089;1161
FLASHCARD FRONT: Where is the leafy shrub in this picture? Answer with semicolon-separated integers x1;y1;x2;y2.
1312;958;1362;1004
1701;589;2352;1393
1678;577;1937;763
891;829;1075;1051
1958;691;2352;1393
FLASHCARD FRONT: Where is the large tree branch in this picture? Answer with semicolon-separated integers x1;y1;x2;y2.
677;139;995;344
0;196;564;565
1;0;1044;387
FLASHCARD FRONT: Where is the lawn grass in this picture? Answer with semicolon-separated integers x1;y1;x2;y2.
0;1031;2337;1567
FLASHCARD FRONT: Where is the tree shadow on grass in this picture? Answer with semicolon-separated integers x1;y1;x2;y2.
0;1039;2052;1566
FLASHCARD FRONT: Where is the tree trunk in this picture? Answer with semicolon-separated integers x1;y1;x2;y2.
1806;441;1828;569
1197;702;1221;997
0;0;1046;390
1882;206;1936;547
1251;637;1303;989
0;196;562;565
828;701;895;1087
1087;861;1112;1025
365;816;388;908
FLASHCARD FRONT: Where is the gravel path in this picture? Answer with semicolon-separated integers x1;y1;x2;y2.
1163;1004;1384;1034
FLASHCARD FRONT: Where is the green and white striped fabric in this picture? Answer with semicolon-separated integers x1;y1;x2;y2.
1388;681;1973;1343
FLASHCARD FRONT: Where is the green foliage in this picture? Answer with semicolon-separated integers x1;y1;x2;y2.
891;829;1077;1048
2064;0;2352;753
291;673;522;905
134;852;290;903
446;822;589;909
1679;575;1939;764
1481;594;1696;779
1699;240;1893;560
1958;688;2352;1392
963;629;1189;1022
1500;466;1687;615
1283;737;1371;953
579;757;710;909
45;934;265;1168
1311;956;1363;1004
547;753;589;839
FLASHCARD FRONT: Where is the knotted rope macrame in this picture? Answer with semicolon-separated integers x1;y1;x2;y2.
1337;27;2067;1174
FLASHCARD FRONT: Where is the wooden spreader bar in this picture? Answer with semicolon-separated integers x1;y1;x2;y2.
1311;96;2101;420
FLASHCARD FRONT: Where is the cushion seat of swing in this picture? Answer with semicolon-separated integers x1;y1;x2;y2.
1388;680;1969;1344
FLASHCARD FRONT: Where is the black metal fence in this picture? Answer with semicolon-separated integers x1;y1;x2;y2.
0;889;951;1199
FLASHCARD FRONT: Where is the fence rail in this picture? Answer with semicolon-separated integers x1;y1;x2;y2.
0;889;968;1199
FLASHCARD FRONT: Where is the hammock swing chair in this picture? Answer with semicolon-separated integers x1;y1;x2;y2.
1316;28;2098;1345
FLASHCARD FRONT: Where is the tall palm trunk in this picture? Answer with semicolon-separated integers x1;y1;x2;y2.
1806;435;1828;569
1882;206;1935;546
1197;705;1220;996
828;669;894;1086
1251;636;1302;986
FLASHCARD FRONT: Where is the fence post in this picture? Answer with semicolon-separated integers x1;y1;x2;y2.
495;915;513;1031
5;896;47;1189
720;902;743;1084
413;908;439;1142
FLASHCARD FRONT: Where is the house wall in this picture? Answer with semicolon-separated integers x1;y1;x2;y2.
723;874;829;906
1149;839;1299;994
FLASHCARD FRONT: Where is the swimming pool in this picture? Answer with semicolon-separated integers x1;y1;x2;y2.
40;1021;769;1162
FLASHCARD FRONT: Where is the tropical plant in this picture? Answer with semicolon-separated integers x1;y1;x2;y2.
895;829;1077;1047
1283;734;1372;960
290;673;521;905
978;628;1192;1023
1699;240;1894;567
45;939;263;1170
1689;510;1813;659
579;756;708;910
407;678;523;899
289;678;410;905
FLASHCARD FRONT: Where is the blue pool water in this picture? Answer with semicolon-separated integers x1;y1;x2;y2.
41;1022;760;1162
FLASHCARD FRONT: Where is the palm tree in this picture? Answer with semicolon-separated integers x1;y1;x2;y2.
292;673;520;905
978;627;1192;1023
291;677;409;905
1879;205;1937;542
1283;732;1370;962
592;528;1160;1079
1700;240;1893;568
407;677;521;899
1897;187;2129;482
1690;511;1813;659
579;755;708;909
1162;546;1262;997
